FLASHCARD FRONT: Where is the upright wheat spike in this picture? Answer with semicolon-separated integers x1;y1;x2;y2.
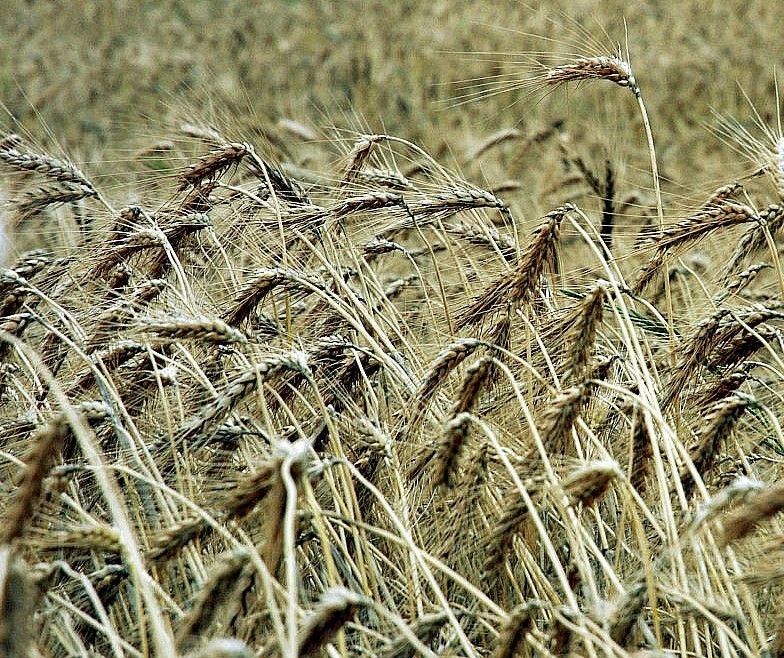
681;394;753;496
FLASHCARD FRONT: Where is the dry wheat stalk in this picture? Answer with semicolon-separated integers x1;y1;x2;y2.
492;603;535;658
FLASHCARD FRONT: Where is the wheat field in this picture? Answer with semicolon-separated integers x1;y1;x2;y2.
2;2;784;658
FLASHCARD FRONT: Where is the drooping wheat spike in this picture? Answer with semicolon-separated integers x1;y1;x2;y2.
563;460;620;508
483;489;531;579
341;133;388;188
384;187;509;226
0;132;22;150
137;314;247;345
467;127;523;161
0;250;49;316
14;183;95;220
179;141;252;190
724;204;784;277
662;309;731;408
146;515;211;563
608;581;649;647
771;621;784;658
720;481;784;546
492;603;535;658
174;351;309;448
566;282;609;380
232;440;308;575
633;201;758;293
687;477;766;533
0;142;96;192
68;339;148;394
355;166;411;190
362;237;408;262
486;307;512;385
666;306;784;406
404;338;482;437
220;453;283;520
379;611;449;658
180;122;225;146
689;365;754;413
2;418;68;544
222;267;327;327
330;191;404;220
538;384;587;457
681;394;753;496
446;441;490;552
90;227;164;277
717;262;772;301
176;548;253;650
445;222;517;262
458;205;570;328
545;55;638;93
249;154;311;205
297;587;366;658
33;523;122;554
85;278;168;351
452;355;494;415
429;411;473;488
648;201;757;252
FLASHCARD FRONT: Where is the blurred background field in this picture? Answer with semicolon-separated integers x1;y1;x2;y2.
3;0;783;197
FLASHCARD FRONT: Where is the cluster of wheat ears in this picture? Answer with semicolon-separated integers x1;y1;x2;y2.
2;45;784;658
